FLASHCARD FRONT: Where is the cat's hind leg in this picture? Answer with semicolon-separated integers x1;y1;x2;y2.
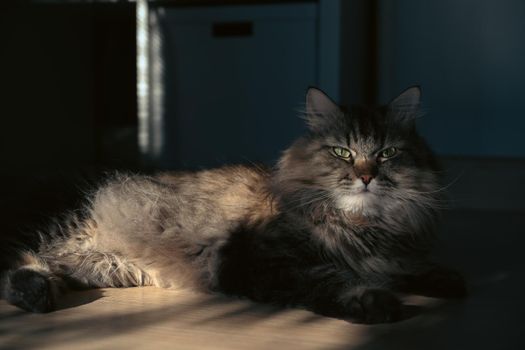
2;216;154;313
3;249;153;313
2;252;65;313
51;249;154;289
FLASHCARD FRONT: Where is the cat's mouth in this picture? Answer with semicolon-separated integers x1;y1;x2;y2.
351;185;375;195
354;190;375;198
339;186;376;197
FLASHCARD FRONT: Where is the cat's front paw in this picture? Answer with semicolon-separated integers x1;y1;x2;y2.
4;268;55;313
349;289;402;324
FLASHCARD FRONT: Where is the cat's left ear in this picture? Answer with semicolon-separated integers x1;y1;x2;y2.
305;87;342;131
387;86;421;125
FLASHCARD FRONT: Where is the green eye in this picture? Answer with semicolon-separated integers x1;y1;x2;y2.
332;147;351;159
380;147;398;158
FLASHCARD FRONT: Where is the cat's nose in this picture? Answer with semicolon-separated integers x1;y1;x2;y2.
360;175;374;185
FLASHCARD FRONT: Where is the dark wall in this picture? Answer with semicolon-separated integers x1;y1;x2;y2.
0;3;96;174
339;0;375;107
0;2;137;174
377;0;525;157
0;2;136;269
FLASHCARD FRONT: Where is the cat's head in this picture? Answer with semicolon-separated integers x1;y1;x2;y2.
275;87;441;218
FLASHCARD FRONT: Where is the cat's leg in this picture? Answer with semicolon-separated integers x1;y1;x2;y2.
297;269;403;324
46;250;154;289
291;278;403;324
2;252;66;313
340;287;402;324
394;265;467;298
3;249;153;313
218;262;402;324
3;216;154;313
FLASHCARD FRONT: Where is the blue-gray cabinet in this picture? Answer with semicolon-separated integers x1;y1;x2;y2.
145;3;319;169
139;1;346;169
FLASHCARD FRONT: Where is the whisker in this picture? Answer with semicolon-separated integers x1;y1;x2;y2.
283;191;334;212
405;171;464;195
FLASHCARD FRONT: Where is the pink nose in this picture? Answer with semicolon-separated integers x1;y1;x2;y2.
361;175;373;185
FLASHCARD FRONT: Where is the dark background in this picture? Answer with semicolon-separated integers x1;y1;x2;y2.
0;0;524;270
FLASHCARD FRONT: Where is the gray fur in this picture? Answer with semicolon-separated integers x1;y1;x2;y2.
2;87;465;322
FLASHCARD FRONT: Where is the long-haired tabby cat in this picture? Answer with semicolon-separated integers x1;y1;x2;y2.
2;87;466;323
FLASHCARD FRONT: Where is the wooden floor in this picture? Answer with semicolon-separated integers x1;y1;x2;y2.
1;210;524;349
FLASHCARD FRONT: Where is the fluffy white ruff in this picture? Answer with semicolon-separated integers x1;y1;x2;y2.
334;182;383;216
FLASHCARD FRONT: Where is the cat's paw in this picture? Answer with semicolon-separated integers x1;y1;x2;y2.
4;268;55;313
413;267;467;298
349;289;402;324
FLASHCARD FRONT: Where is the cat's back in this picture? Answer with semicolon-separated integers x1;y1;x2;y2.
155;164;276;225
156;165;271;206
156;164;269;193
154;165;276;233
92;165;273;226
90;165;275;278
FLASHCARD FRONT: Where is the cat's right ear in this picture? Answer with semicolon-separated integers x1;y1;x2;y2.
305;87;342;131
387;86;421;126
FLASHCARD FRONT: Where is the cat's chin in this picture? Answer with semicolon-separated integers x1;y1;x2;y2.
334;192;379;215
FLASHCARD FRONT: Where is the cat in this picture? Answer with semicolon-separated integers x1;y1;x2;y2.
1;87;466;323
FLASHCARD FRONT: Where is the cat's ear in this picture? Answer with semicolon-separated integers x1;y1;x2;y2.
387;86;421;125
305;87;342;131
